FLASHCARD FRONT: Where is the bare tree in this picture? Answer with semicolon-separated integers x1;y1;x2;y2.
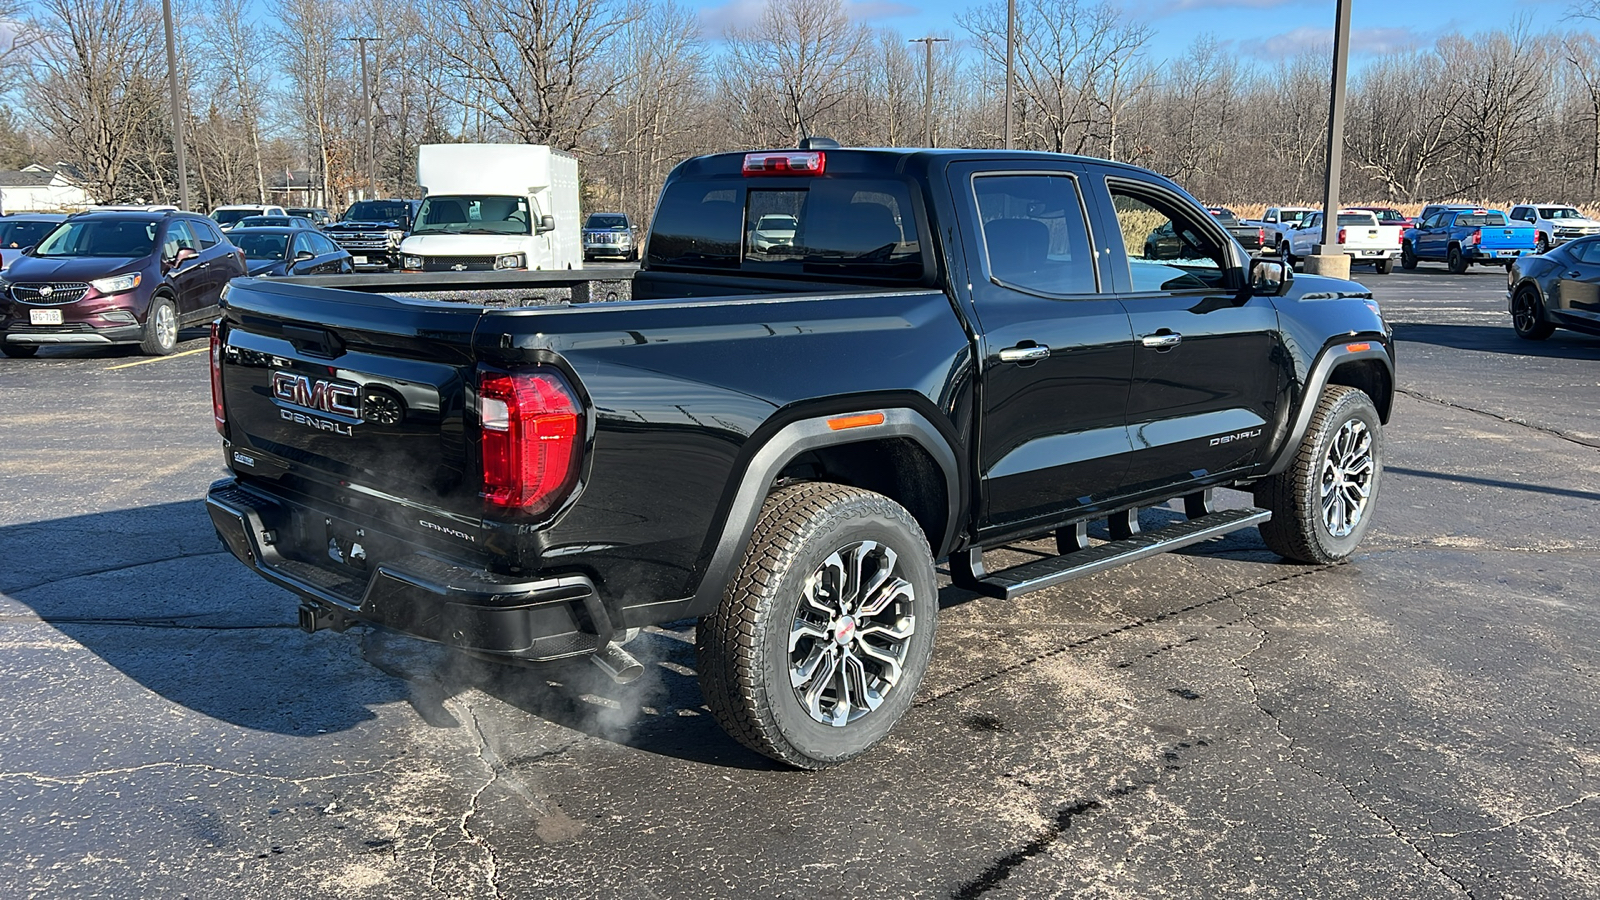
717;0;872;146
274;0;348;208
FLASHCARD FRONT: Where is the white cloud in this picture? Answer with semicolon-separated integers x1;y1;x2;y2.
1243;25;1425;60
698;0;921;38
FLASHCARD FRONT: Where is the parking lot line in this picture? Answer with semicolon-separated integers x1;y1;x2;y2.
106;347;207;370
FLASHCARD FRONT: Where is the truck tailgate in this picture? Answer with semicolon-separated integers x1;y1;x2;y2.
217;280;483;514
1479;225;1536;249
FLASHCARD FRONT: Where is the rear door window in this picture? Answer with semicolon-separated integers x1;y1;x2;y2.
972;173;1096;296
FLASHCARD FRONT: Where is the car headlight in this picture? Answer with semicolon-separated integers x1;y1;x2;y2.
494;253;525;270
91;272;142;295
402;255;423;269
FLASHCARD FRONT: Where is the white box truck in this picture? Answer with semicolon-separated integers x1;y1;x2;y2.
399;144;581;272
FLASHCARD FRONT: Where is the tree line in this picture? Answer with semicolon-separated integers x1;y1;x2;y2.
2;0;1597;227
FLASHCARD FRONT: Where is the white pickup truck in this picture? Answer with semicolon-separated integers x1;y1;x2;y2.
1282;209;1404;274
1508;204;1600;254
1242;206;1318;250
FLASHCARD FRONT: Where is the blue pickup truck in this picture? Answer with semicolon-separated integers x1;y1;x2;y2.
1401;207;1536;273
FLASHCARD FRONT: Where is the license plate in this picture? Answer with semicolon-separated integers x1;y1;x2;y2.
1495;250;1517;257
352;255;367;264
29;309;63;325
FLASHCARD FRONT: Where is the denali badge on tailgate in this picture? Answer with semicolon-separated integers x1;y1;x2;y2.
271;371;361;436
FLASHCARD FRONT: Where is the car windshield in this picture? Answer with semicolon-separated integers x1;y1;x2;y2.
212;209;262;226
231;232;289;260
344;201;411;223
1539;207;1582;219
755;215;798;232
0;220;59;249
585;214;628;230
412;195;530;235
33;219;157;257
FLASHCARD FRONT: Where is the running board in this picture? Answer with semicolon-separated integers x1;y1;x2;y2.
952;506;1271;600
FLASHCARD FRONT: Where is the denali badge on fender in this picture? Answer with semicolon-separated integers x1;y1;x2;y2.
1210;428;1263;446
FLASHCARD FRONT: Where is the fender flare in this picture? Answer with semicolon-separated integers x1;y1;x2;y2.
1260;341;1394;478
650;407;963;624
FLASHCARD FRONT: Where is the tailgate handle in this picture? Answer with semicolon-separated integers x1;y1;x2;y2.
282;324;345;359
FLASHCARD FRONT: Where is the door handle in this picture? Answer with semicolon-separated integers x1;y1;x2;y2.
1141;332;1182;349
1568;271;1581;278
998;344;1051;363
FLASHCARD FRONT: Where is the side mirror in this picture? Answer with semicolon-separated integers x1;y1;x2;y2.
1248;255;1293;297
536;215;556;234
295;249;314;261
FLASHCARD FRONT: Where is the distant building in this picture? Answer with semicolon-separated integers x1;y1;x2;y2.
0;163;95;213
269;169;325;210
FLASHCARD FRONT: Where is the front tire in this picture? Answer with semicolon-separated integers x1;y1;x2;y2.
696;482;938;769
1536;233;1550;254
1254;385;1383;565
1512;285;1555;340
0;342;39;358
140;295;178;356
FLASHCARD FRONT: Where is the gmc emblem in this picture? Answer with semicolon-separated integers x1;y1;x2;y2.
271;371;361;418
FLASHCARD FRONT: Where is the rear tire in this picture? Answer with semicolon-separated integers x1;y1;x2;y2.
1254;385;1383;565
1374;258;1395;275
1401;241;1417;270
139;295;178;356
0;343;38;358
1512;285;1555;340
1447;246;1468;274
696;482;938;769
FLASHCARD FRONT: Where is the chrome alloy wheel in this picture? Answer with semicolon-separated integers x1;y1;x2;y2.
153;303;177;349
789;540;915;726
1320;418;1374;538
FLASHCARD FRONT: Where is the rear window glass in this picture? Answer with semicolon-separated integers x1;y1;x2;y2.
1337;214;1375;226
1457;213;1507;227
647;178;924;282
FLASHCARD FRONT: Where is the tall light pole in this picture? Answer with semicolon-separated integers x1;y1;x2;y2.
1312;0;1352;273
344;36;380;200
909;37;949;148
1004;0;1015;149
162;0;189;209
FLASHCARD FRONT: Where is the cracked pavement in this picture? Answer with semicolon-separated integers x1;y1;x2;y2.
0;267;1596;898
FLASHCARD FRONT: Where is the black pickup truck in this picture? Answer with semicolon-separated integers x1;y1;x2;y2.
207;147;1394;768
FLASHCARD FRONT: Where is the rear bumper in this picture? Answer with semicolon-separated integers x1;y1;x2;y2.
1467;248;1532;261
206;479;616;661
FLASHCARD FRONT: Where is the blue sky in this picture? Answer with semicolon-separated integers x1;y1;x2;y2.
691;0;1580;67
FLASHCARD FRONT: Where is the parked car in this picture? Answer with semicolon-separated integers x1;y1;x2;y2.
287;207;332;228
1205;206;1265;251
325;199;420;271
1508;204;1600;254
211;204;289;231
748;213;798;253
1348;206;1412;229
1402;208;1536;273
0;208;245;357
207;144;1393;769
229;226;354;276
1506;233;1600;340
1282;209;1403;273
582;211;638;261
1241;206;1317;249
233;215;316;230
0;214;67;271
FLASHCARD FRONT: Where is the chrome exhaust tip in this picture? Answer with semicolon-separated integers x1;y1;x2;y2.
591;641;644;684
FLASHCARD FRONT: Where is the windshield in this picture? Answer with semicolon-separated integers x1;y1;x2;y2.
585;214;628;230
344;201;412;224
1280;209;1313;224
211;209;261;226
34;219;157;258
231;231;289;261
755;215;798;232
1539;207;1582;219
0;220;59;249
412;195;531;235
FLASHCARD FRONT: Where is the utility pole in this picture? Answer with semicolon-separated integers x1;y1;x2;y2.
162;0;189;210
1004;0;1015;149
909;37;949;148
1309;0;1352;277
343;36;380;200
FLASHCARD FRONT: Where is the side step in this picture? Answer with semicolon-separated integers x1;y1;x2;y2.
952;506;1271;601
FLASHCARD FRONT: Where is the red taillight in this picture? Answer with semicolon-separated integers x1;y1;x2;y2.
478;368;583;515
742;151;826;176
1257;227;1265;246
1337;228;1347;244
210;322;226;434
1469;229;1482;245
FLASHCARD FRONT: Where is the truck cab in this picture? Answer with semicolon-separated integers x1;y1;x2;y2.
398;144;582;272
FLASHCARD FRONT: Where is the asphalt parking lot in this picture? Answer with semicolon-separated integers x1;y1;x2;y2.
1;265;1596;899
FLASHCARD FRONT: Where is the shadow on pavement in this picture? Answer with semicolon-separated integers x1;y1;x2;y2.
1392;321;1600;359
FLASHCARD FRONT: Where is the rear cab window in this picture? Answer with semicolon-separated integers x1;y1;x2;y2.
646;155;932;287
